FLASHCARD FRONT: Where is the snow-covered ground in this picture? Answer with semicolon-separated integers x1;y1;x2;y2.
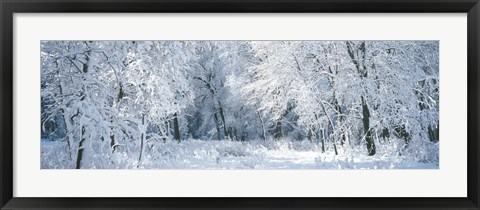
41;139;438;169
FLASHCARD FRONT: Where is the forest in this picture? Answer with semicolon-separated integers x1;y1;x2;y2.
41;41;439;169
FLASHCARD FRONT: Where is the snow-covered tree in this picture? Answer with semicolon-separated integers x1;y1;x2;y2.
41;40;439;169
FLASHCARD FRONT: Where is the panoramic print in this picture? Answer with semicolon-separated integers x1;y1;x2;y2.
41;41;439;169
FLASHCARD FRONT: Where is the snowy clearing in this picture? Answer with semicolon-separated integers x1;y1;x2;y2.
41;139;438;169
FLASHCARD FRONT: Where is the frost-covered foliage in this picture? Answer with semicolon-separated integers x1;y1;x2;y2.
41;41;439;169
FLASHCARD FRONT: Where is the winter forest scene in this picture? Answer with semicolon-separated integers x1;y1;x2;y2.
41;40;439;169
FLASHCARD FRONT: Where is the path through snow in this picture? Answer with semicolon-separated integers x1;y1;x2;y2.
41;139;438;169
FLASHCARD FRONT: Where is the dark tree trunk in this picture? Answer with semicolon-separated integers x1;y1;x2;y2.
213;112;222;140
110;134;116;154
75;126;86;169
380;127;390;142
260;120;266;140
59;108;73;160
333;140;338;156
361;96;375;156
75;42;92;168
347;41;376;156
320;129;325;153
274;121;282;140
333;91;346;146
274;109;290;140
173;112;181;143
428;124;439;142
256;108;267;141
308;127;315;143
138;114;145;167
394;124;411;145
116;84;124;103
218;105;228;138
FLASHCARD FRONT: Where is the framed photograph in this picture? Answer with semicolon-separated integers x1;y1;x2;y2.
1;0;479;209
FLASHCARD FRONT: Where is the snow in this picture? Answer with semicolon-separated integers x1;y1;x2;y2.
41;138;438;169
41;40;439;170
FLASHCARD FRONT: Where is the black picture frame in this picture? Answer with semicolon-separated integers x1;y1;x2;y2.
1;0;479;209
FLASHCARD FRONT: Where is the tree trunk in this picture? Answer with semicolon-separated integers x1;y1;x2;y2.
274;120;282;140
137;114;146;167
213;112;222;140
110;134;116;154
75;126;86;169
76;42;93;168
308;127;315;143
361;96;375;156
394;124;410;145
256;105;267;141
428;124;439;142
346;41;376;156
332;91;346;146
173;112;181;143
61;109;74;160
320;129;325;153
217;105;228;139
333;140;338;156
259;115;266;140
